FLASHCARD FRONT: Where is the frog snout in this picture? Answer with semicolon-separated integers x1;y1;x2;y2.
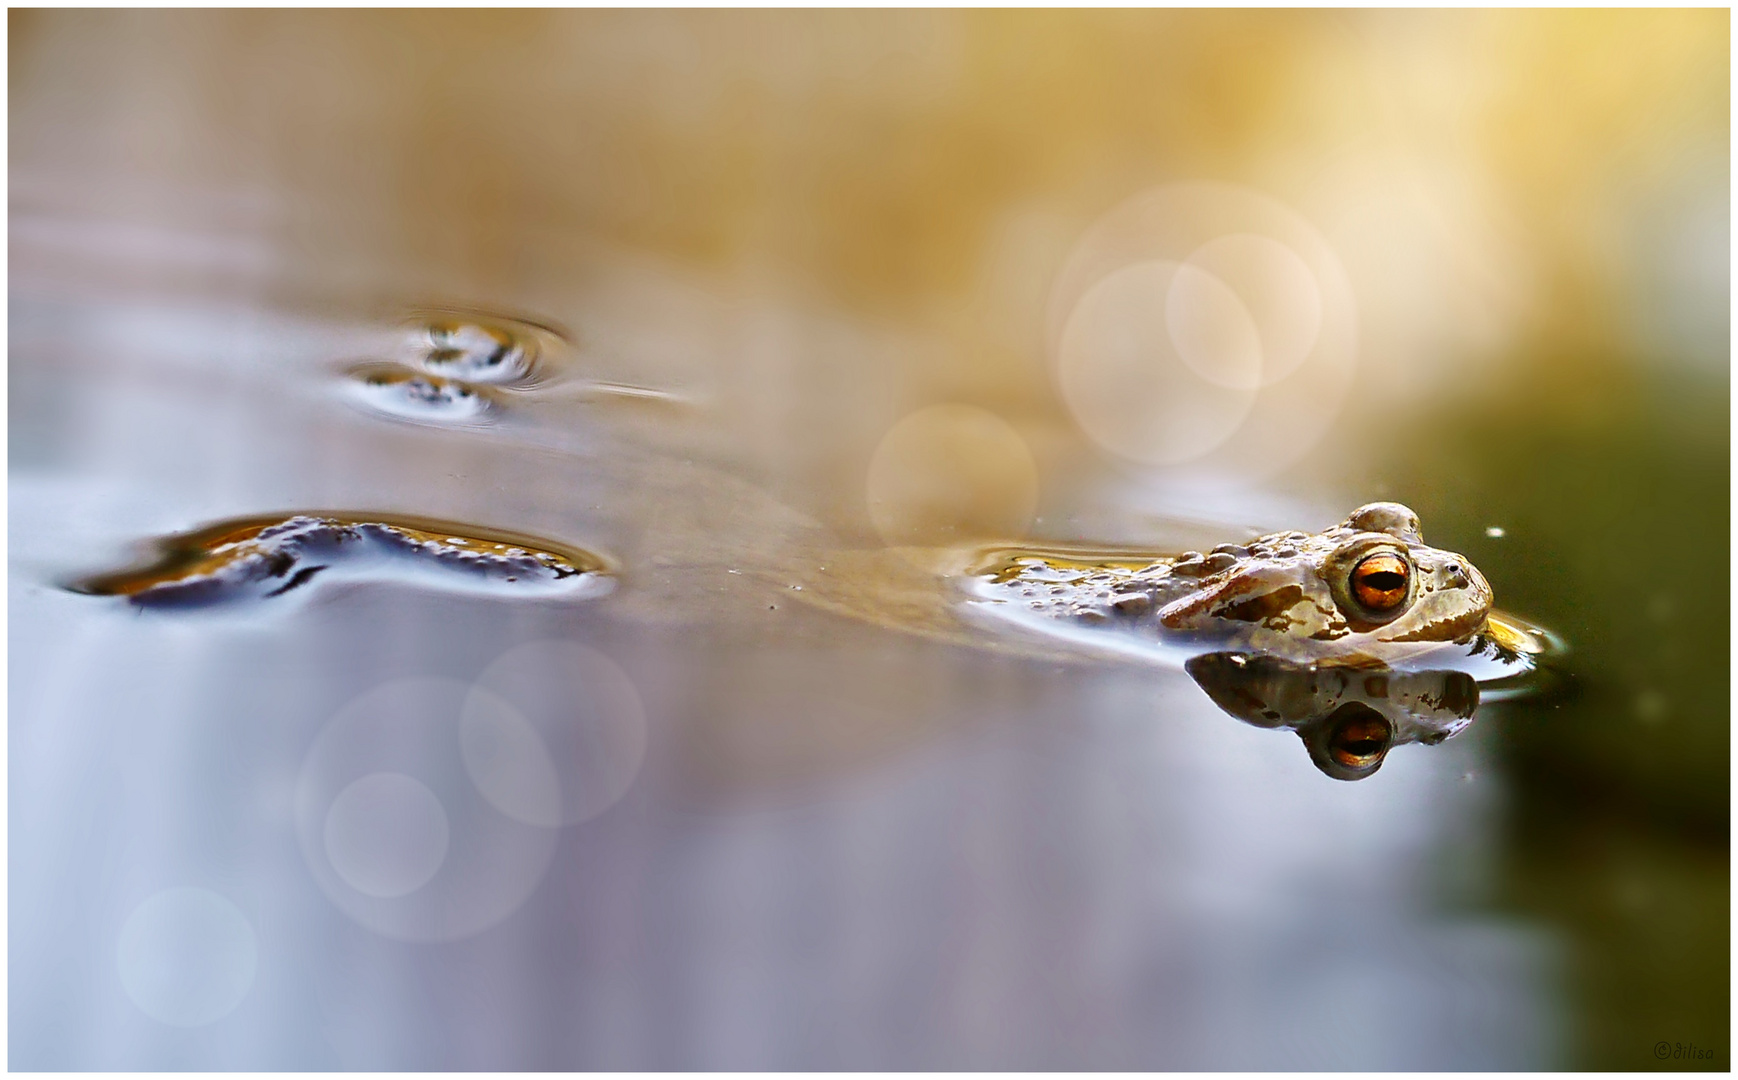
1434;556;1486;595
1455;558;1494;616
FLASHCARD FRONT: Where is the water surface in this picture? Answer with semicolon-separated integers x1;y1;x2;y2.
10;10;1727;1070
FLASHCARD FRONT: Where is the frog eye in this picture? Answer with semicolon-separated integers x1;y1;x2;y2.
1327;708;1393;771
1350;552;1409;612
1305;701;1395;780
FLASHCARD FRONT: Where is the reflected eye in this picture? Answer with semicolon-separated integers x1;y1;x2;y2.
1306;701;1395;780
1328;709;1392;769
1350;552;1409;612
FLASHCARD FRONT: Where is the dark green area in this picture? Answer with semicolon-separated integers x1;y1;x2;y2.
1353;366;1729;1070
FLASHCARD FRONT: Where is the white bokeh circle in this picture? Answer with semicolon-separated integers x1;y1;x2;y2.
323;772;451;899
1164;262;1266;391
1180;232;1324;388
1047;182;1357;480
465;640;647;827
1059;260;1258;466
296;678;558;942
116;888;258;1027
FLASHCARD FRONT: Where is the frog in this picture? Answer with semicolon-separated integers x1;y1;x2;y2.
968;502;1498;663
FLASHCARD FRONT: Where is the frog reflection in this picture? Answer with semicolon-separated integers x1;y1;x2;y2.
1184;652;1480;780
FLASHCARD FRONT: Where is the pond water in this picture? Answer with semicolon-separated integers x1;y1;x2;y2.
9;10;1728;1071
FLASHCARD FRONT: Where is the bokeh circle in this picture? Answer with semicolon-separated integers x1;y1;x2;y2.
464;640;648;828
322;772;452;899
1047;182;1357;479
296;678;558;942
866;403;1040;546
1059;260;1260;465
1179;232;1325;388
116;888;258;1027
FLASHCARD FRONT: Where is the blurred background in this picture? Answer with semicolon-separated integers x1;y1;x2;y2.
10;9;1728;1070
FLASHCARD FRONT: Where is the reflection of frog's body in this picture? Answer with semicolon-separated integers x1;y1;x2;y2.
1185;652;1480;780
969;502;1500;663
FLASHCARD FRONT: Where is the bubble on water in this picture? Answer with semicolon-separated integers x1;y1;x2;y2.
342;362;499;426
337;307;674;425
466;640;647;827
296;678;558;942
416;318;536;384
1058;260;1258;466
405;308;573;389
866;404;1040;546
116;888;258;1027
322;772;451;898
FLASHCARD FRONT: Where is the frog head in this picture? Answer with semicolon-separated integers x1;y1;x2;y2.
1157;502;1493;652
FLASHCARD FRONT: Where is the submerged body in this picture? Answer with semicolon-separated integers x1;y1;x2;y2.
70;512;612;607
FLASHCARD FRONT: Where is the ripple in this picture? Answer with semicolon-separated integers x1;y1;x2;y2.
341;362;499;426
69;512;615;608
336;309;574;425
400;308;577;390
336;307;694;429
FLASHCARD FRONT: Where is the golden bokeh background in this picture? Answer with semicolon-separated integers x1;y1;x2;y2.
13;9;1726;390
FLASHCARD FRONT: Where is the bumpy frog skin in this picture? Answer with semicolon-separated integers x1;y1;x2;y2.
974;502;1493;660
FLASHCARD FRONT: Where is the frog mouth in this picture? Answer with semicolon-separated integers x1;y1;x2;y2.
1373;604;1490;644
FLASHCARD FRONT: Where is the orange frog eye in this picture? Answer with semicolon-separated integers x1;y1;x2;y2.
1350;552;1409;612
1328;710;1393;769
